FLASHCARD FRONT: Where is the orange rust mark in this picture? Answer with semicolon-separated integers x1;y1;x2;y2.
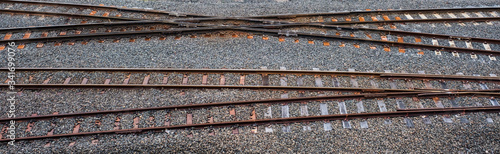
308;40;314;44
365;33;372;39
23;32;31;39
365;9;371;11
345;18;352;21
279;37;285;42
378;26;384;29
418;51;424;55
116;14;122;17
113;39;120;43
208;117;214;123
239;75;245;85
331;18;337;22
190;35;197;38
229;109;236;116
98;4;104;6
358;17;365;22
120;28;126;32
174;36;181;40
105;29;112;33
384;46;390;52
54;42;61;46
415;37;422;43
129;38;135;42
44;143;51;148
390;25;397;29
318;18;324;22
263;36;269;40
4;33;12;40
323;41;330;46
133;117;140;129
369;46;376;49
102;12;109;17
40;32;48;37
17;44;25;49
47;128;54;136
380;36;388;41
250;109;256;120
143;75;150;85
339;42;345;47
232;34;238;38
72;123;80;134
432;97;440;102
104;79;111;85
294;39;299;43
219;34;225;37
75;30;81;34
220;74;226;85
395;16;401;20
98;40;104;43
202;74;208;85
59;31;66;36
0;45;4;50
81;20;87;24
383;15;390;21
203;34;211;38
371;16;378;21
145;38;151;41
82;41;88;45
186;114;193;125
159;37;166;40
64;78;71;84
353;44;360;48
90;30;96;33
398;47;405;53
350;33;355;37
397;36;403;43
247;35;253;39
335;32;340;36
26;122;34;132
68;42;75;45
89;11;97;15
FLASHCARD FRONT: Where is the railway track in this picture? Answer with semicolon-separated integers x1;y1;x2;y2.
1;1;500;56
0;1;499;151
1;68;499;91
1;90;498;142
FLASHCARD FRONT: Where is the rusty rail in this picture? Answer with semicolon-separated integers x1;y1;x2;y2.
3;68;500;82
1;106;498;142
3;91;499;122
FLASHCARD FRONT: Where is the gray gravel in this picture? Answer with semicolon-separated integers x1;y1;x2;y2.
1;0;499;152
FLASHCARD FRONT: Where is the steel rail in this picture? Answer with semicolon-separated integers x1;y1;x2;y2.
3;84;444;92
1;0;213;18
0;27;229;44
253;23;500;44
3;21;500;46
318;17;500;25
0;25;498;56
0;21;168;33
4;68;500;82
1;26;498;55
242;7;500;18
0;91;498;122
234;27;500;55
1;106;498;142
